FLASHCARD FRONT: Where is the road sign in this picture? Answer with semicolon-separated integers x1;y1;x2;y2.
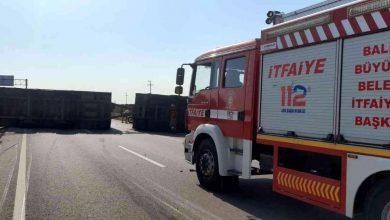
0;75;14;86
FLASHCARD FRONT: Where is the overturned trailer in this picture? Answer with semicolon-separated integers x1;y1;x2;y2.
133;93;187;133
0;87;112;129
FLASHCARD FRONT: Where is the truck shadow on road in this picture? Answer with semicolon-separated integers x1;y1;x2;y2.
206;177;349;220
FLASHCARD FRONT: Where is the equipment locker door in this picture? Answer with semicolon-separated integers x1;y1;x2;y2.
260;42;338;139
340;31;390;146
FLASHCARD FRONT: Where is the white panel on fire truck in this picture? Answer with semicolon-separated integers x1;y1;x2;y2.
261;42;337;139
340;31;390;146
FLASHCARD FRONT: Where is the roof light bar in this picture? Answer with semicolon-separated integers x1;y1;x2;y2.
266;15;331;39
349;0;390;17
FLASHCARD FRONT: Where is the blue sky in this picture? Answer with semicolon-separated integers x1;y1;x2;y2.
0;0;321;103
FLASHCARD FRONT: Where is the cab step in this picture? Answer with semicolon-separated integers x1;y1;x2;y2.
251;167;273;175
229;148;243;155
227;169;242;176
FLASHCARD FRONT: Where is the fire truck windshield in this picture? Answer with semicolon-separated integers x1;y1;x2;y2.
191;61;220;96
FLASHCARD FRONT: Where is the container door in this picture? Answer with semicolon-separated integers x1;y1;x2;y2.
260;42;338;139
340;31;390;146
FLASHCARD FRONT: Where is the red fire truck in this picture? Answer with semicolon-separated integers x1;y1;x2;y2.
175;0;390;219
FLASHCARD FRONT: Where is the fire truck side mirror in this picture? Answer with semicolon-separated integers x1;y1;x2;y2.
175;85;183;95
176;68;185;85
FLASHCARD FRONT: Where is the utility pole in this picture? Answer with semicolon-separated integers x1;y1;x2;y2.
125;93;128;105
147;80;153;94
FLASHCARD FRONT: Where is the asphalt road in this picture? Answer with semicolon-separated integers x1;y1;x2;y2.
0;120;350;220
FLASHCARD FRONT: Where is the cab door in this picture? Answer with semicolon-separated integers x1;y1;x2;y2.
187;60;220;131
218;53;248;138
209;59;221;122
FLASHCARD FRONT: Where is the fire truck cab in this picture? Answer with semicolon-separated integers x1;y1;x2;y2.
176;0;390;219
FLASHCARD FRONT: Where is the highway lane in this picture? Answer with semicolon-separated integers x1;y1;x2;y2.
0;120;350;219
0;129;23;219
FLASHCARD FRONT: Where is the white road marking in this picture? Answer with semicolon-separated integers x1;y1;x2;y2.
26;140;32;195
118;146;166;168
0;149;17;213
13;132;27;220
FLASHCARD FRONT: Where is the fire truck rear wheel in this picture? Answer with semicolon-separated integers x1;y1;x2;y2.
364;178;390;220
196;139;221;190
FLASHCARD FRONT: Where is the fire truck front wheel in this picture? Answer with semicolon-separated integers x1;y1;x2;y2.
364;178;390;220
196;139;221;190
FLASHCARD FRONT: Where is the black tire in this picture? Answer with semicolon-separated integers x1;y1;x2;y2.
364;178;390;220
195;139;221;190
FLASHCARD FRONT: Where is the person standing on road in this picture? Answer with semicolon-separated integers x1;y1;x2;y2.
122;109;130;123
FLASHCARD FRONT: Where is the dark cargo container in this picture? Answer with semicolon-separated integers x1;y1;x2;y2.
133;93;187;133
0;87;111;129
